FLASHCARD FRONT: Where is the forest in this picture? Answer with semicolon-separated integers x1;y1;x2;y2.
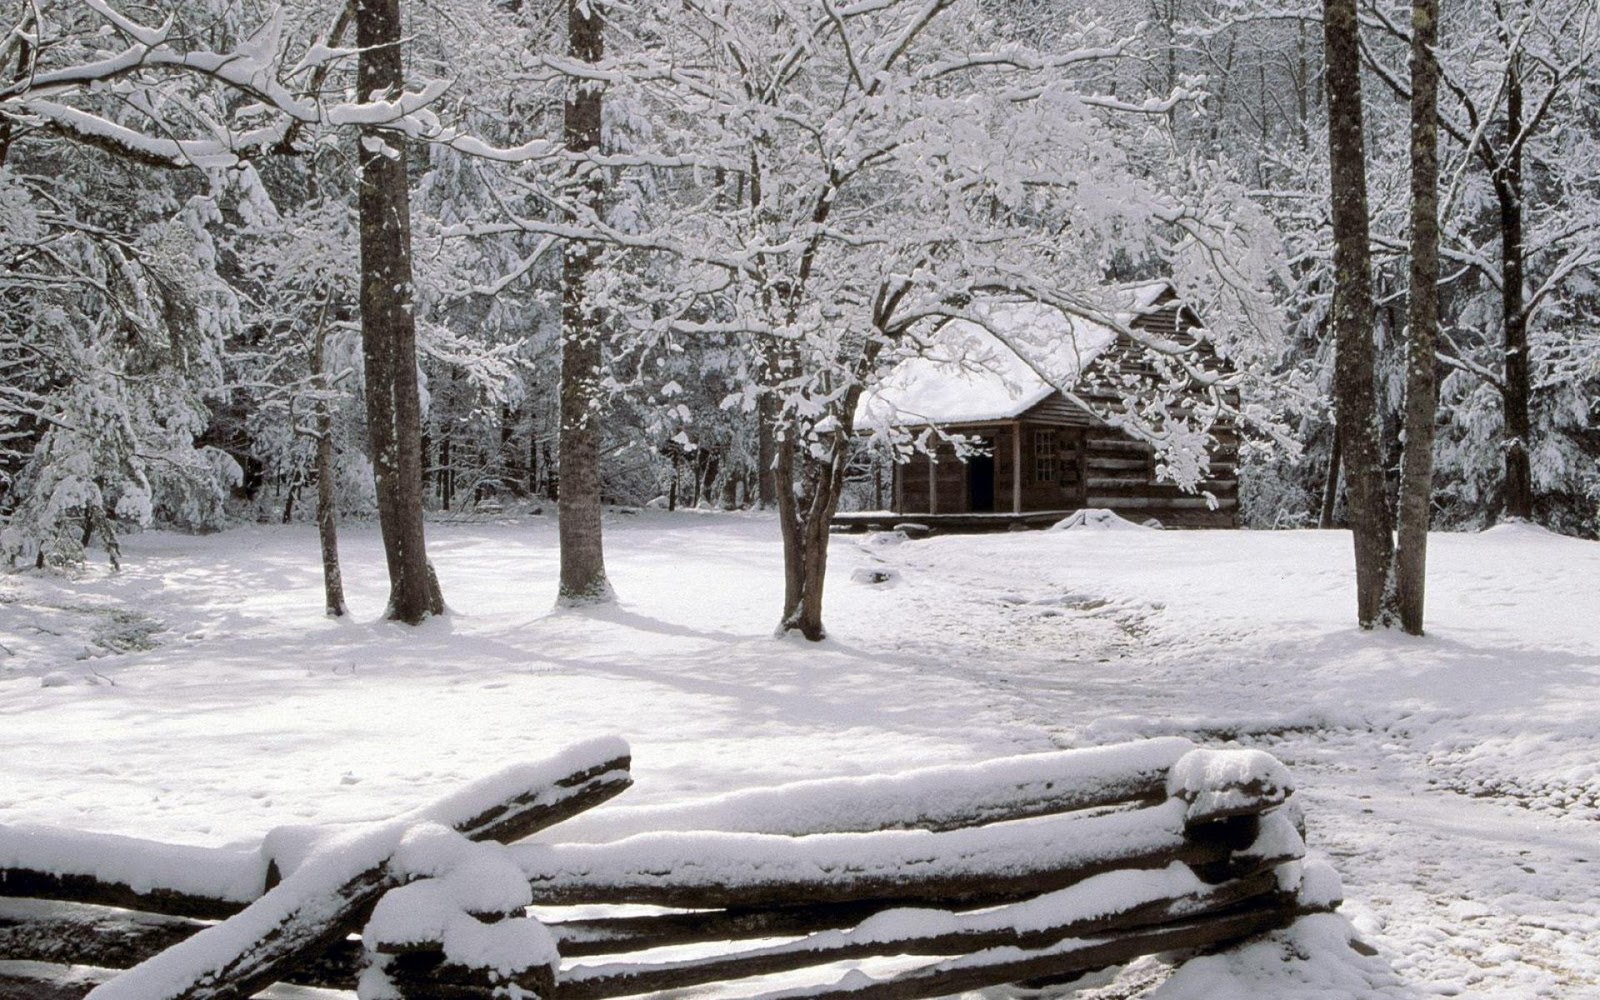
3;3;1600;997
2;0;1595;636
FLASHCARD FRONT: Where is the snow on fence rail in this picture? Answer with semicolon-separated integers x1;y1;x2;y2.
0;737;1338;1000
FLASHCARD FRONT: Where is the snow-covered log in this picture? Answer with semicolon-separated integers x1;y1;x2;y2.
386;738;633;849
0;962;332;1000
0;738;632;921
547;736;1195;842
0;831;261;920
557;863;1292;1000
4;738;1328;1000
377;936;557;1000
739;906;1296;1000
1166;748;1294;827
513;801;1304;910
77;739;629;1000
547;850;1298;959
0;899;215;978
0;962;120;1000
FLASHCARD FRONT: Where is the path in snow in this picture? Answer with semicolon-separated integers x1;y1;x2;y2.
855;524;1599;999
2;513;1596;999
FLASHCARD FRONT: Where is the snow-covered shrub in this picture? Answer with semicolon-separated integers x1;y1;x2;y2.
0;170;239;567
1434;366;1600;537
1239;448;1316;529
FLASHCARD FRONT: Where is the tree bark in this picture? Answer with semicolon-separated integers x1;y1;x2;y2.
757;398;778;508
775;422;808;634
310;323;348;618
439;435;452;511
315;431;346;619
356;0;443;624
280;473;300;525
1318;429;1342;529
774;398;865;641
0;25;31;169
1392;0;1440;635
668;451;680;512
1496;42;1534;521
499;405;517;486
557;0;613;605
528;430;539;495
1322;0;1394;628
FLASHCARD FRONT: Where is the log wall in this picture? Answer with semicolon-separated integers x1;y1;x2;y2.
883;290;1243;528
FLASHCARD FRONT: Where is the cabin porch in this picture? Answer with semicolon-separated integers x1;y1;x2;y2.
830;509;1079;534
891;420;1089;517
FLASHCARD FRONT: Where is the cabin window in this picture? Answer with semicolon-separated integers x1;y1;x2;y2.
1033;429;1057;484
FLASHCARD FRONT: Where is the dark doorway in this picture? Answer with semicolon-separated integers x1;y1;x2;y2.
967;450;996;512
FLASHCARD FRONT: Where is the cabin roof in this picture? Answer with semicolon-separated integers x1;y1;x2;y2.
855;281;1179;429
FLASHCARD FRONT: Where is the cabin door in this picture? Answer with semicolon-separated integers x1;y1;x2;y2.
968;448;996;512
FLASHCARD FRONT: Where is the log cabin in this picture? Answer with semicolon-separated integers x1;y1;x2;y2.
847;282;1239;530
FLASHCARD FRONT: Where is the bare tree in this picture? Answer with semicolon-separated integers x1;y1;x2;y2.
356;0;445;623
309;315;349;619
557;0;613;605
1323;0;1395;628
1392;0;1440;634
1362;0;1599;525
1493;15;1534;521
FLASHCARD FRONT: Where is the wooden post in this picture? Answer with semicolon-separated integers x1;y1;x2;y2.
928;449;938;515
1011;423;1023;515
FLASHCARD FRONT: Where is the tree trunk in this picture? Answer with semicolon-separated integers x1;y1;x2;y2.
311;326;348;619
557;0;613;606
0;26;31;169
500;405;517;486
696;453;719;509
774;446;824;640
315;430;347;619
529;429;539;496
757;398;778;509
280;471;301;525
1295;20;1311;153
1391;0;1439;635
356;0;444;624
1318;429;1342;529
420;431;432;498
775;424;807;634
439;435;452;512
1322;0;1394;628
774;418;858;641
1496;45;1534;521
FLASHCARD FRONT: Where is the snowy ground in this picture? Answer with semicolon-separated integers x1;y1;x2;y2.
2;511;1597;998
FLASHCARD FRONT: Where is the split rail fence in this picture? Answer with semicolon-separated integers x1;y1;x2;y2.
0;735;1339;1000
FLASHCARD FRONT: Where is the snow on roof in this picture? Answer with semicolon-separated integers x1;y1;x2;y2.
855;299;1122;428
1121;279;1176;316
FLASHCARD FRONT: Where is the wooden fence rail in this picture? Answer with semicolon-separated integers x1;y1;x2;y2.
0;737;1338;1000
